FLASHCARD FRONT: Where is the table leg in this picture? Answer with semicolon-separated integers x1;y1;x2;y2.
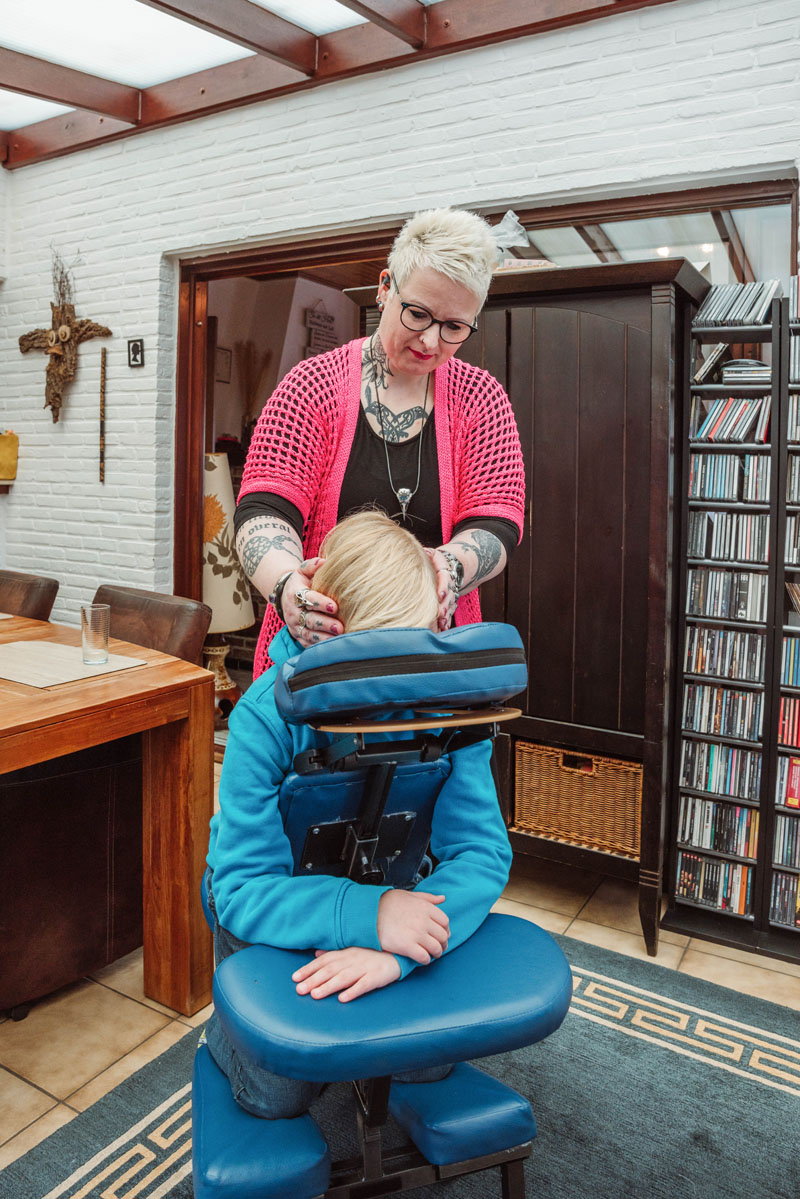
142;677;214;1014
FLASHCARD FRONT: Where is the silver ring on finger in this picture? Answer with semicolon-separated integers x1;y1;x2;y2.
296;587;311;611
298;610;307;630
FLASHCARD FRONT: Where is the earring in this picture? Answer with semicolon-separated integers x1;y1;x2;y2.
376;297;384;309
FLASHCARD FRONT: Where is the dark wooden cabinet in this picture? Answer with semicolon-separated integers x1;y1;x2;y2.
462;261;708;954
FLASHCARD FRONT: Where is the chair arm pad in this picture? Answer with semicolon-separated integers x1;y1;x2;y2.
213;914;572;1082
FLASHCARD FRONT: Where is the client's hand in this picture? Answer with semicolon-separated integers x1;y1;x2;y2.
292;947;401;1003
283;557;342;646
377;889;449;964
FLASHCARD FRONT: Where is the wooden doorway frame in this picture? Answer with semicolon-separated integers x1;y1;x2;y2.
173;179;798;599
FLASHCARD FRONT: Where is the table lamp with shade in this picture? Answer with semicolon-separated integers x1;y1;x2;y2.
202;452;255;726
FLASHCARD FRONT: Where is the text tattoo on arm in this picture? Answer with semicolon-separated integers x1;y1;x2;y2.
452;529;503;585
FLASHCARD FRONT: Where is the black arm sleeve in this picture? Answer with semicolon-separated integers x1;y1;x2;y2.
452;517;519;559
233;492;304;541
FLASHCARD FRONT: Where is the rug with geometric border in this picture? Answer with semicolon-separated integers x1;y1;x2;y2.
1;934;798;1199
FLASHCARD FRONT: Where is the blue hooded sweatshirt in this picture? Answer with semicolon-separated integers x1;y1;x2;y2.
207;626;512;978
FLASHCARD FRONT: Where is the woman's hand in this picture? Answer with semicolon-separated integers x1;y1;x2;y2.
427;548;459;631
282;557;343;645
292;947;401;1002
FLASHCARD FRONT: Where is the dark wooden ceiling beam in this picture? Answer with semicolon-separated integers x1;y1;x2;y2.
0;46;141;124
4;0;682;167
135;0;317;74
575;223;625;263
711;209;755;283
335;1;426;48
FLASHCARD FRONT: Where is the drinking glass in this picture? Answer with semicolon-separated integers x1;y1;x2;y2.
81;602;110;664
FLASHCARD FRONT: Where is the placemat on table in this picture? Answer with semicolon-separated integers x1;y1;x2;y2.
0;640;147;687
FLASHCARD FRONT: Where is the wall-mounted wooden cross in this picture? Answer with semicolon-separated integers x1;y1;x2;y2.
19;301;112;423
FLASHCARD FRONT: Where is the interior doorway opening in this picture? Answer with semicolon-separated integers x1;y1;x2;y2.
175;234;390;678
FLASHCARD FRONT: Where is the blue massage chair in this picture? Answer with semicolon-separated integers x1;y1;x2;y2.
193;623;573;1199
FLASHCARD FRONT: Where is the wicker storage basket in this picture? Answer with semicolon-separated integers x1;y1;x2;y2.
513;741;642;859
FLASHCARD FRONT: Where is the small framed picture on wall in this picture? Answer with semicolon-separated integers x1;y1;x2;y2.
215;347;232;383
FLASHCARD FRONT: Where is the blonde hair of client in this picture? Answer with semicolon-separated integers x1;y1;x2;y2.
313;511;439;633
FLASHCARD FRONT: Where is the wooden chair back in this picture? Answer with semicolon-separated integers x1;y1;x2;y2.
93;584;212;665
0;569;59;621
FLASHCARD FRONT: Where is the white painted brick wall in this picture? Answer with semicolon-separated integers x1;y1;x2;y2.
0;0;798;624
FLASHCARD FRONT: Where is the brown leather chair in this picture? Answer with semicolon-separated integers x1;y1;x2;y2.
0;568;59;620
2;587;212;1017
93;584;212;665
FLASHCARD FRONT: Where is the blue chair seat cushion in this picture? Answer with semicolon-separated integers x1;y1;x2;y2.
192;1046;331;1199
389;1062;536;1166
213;914;572;1083
274;623;527;723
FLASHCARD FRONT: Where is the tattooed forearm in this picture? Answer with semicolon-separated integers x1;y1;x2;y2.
451;529;503;586
240;535;301;579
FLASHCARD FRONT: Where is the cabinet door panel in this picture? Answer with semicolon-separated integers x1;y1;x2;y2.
507;295;651;740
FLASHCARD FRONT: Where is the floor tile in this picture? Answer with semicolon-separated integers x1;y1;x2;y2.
67;1021;191;1111
503;857;603;917
0;980;169;1099
492;896;572;935
564;919;685;969
685;937;800;980
0;1069;55;1146
0;1104;75;1170
90;948;178;1017
177;1002;214;1029
678;949;800;1012
576;878;689;948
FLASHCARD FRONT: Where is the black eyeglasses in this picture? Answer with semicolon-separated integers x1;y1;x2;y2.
391;277;477;344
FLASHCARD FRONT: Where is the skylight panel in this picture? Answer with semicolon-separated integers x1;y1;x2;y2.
1;0;255;89
0;88;72;131
251;1;366;36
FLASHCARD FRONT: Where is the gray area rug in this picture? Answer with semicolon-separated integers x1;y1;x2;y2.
2;935;798;1199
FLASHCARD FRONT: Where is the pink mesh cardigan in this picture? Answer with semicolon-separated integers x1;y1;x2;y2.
239;338;525;677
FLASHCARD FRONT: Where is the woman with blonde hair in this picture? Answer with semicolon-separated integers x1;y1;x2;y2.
235;206;525;675
204;511;512;1120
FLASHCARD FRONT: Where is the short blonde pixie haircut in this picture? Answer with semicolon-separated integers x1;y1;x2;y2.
387;208;498;310
313;511;439;633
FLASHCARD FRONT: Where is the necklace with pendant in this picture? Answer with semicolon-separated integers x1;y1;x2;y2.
371;340;431;522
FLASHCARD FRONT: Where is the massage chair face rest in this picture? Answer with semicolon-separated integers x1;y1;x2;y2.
274;622;528;725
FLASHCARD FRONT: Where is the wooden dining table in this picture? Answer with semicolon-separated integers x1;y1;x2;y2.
0;615;214;1015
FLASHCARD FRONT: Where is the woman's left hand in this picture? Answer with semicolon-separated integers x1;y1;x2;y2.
283;557;342;645
428;549;459;631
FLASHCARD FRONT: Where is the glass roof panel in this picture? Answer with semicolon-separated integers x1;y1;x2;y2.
598;212;729;281
0;88;73;131
1;0;255;90
729;204;793;288
523;226;597;268
251;1;366;35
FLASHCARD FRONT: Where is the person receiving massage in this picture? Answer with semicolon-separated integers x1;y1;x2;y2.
235;206;525;676
204;511;513;1119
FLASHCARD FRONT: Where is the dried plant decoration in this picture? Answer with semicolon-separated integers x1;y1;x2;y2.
19;248;112;422
234;339;272;429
